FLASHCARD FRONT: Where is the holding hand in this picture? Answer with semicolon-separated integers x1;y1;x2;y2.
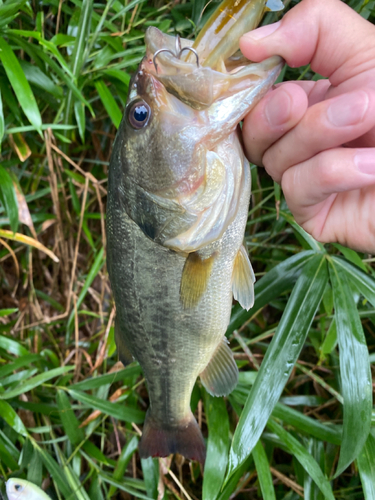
241;0;375;253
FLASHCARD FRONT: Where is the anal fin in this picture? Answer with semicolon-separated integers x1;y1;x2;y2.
232;244;255;311
180;252;215;309
115;321;134;366
200;338;238;397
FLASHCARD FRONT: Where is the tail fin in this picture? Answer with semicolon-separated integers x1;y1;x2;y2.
139;410;206;464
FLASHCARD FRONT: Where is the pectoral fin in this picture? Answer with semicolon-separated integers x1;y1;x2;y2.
180;252;215;309
115;321;134;366
232;244;255;311
200;338;238;397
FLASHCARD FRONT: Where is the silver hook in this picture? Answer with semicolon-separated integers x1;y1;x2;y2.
153;44;200;74
178;47;200;68
153;48;175;73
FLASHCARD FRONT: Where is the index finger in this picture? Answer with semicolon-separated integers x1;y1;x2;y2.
239;0;375;92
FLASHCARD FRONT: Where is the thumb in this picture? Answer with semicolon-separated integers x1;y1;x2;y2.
240;0;375;88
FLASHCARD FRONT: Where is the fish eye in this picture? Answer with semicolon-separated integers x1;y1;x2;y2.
127;100;151;129
14;484;24;492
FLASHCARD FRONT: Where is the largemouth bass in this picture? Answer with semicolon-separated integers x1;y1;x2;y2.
107;0;283;463
6;479;52;500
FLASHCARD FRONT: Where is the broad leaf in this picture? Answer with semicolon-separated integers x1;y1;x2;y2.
227;254;328;479
329;259;372;476
203;391;229;500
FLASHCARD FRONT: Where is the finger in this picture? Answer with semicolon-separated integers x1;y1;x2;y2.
277;79;331;107
281;147;375;248
263;89;375;182
242;83;308;166
239;0;375;90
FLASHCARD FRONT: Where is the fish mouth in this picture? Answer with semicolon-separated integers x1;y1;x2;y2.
143;0;284;110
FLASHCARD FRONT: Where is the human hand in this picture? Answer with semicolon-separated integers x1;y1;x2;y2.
240;0;375;253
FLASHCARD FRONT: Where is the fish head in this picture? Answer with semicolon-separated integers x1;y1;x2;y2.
6;479;49;500
110;22;283;251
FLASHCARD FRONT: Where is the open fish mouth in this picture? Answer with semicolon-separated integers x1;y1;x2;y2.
143;0;284;110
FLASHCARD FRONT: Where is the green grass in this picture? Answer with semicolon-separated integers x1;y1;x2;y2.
0;0;375;499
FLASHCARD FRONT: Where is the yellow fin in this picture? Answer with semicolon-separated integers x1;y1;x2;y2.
232;244;256;311
180;252;215;309
200;338;238;397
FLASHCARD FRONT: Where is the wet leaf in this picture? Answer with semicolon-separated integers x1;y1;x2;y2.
267;419;335;500
329;259;372;477
203;391;229;500
227;254;328;479
253;440;276;500
357;433;375;499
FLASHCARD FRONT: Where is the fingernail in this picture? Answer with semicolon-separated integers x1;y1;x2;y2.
241;21;281;41
327;91;369;127
355;150;375;174
265;89;291;127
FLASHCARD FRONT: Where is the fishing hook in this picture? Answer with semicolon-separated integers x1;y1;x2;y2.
153;44;200;74
153;48;176;73
178;47;199;68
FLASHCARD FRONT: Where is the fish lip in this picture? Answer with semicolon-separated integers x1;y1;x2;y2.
143;27;284;110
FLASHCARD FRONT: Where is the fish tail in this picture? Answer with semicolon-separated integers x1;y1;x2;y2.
139;410;206;464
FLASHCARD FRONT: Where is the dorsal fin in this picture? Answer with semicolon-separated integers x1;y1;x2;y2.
180;252;215;309
232;244;255;311
200;338;238;397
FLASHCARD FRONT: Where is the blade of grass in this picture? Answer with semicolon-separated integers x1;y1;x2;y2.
68;389;145;423
57;389;85;446
253;440;276;500
0;366;74;399
332;255;375;307
267;419;334;500
0;164;19;232
0;400;28;437
329;259;372;477
0;228;59;262
0;37;42;133
94;80;122;128
203;391;229;500
227;254;328;480
357;433;375;499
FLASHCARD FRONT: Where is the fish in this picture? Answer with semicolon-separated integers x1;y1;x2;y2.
107;0;284;464
6;479;52;500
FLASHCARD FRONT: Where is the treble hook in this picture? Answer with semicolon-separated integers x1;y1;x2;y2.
153;43;200;74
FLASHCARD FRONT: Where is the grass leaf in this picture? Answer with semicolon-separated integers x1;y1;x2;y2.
357;433;375;499
227;254;328;479
329;259;372;476
267;419;335;500
68;389;145;423
0;164;19;232
253;440;276;500
0;37;42;132
203;391;229;500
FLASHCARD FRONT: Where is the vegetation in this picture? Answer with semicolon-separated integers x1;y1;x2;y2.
0;0;375;498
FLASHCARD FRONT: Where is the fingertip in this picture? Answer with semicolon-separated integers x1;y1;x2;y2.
240;22;282;62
